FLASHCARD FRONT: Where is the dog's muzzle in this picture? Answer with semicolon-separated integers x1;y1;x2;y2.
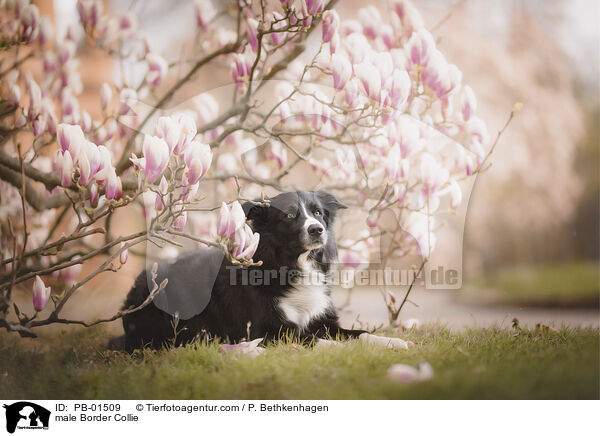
302;223;327;249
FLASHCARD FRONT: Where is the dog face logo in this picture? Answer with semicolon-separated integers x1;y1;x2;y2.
2;402;50;434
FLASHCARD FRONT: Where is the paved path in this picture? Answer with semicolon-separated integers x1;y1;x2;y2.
331;287;599;331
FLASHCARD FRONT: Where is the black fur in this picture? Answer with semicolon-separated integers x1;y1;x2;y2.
110;190;367;352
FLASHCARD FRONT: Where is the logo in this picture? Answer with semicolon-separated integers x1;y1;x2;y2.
2;402;50;434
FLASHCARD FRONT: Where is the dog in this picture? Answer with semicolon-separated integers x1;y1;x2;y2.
109;190;408;352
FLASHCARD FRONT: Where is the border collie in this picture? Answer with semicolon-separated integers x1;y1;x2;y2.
109;190;408;352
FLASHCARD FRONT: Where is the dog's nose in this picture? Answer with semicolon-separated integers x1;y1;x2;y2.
308;224;324;236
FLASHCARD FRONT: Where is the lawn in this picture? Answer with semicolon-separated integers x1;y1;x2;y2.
1;325;598;400
470;262;599;307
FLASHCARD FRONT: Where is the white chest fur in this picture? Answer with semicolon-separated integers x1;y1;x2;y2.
278;253;332;330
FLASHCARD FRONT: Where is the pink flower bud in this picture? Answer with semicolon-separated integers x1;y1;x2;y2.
119;242;129;265
367;210;379;228
32;276;51;311
321;10;339;43
89;182;99;207
27;79;42;120
105;170;122;200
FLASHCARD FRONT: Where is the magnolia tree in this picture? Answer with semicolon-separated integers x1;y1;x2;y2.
0;0;510;337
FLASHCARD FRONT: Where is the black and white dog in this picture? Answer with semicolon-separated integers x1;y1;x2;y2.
110;190;408;352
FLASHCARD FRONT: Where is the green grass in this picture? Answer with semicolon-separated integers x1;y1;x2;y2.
471;262;599;307
1;325;598;399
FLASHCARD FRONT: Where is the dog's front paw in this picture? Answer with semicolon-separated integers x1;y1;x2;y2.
359;333;410;350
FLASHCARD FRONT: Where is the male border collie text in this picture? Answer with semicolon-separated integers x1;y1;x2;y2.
110;190;408;352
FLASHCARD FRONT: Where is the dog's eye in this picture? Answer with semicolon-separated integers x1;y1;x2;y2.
314;209;322;216
286;213;294;220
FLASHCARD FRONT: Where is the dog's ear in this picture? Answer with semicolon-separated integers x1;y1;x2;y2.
242;201;268;226
315;190;347;211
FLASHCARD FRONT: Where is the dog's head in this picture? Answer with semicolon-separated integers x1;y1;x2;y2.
243;190;346;266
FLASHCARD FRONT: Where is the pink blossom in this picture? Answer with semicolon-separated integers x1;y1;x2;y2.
154;176;168;210
247;18;259;52
389;116;420;158
173;211;187;232
306;0;324;16
343;33;370;64
53;150;73;187
57;123;85;160
268;141;287;168
232;223;260;261
146;53;168;87
344;78;360;106
419;153;449;197
392;0;424;39
173;113;197;155
330;53;351;91
7;82;21;106
194;0;216;30
231;53;252;90
406;29;435;66
354;61;381;101
77;0;103;28
155;116;180;154
358;6;381;40
321;10;339;43
119;88;137;115
32;276;51;311
459;85;477;122
385;69;411;108
217;201;246;238
385;144;409;180
117;12;137;36
38;16;52;45
184;140;213;184
142;135;170;183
